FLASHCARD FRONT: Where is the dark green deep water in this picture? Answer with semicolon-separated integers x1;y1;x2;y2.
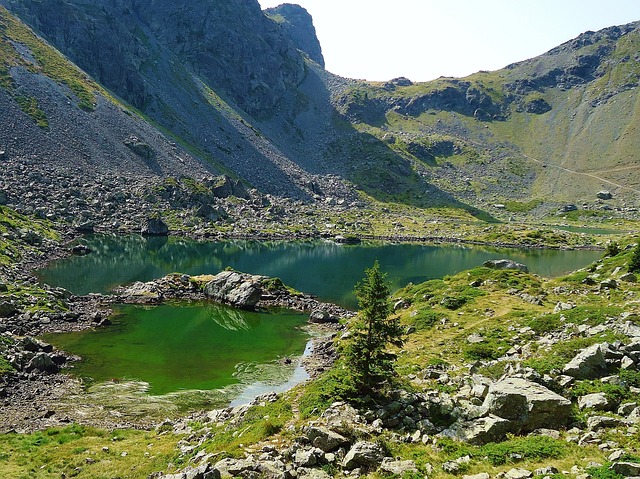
38;236;601;397
38;235;601;308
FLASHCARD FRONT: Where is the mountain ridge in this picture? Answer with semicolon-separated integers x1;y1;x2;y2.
0;1;639;217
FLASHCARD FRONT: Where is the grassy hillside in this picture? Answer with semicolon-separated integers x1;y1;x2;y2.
330;21;640;214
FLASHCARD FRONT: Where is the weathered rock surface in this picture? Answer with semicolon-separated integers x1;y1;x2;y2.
483;378;572;432
483;259;529;273
305;426;349;452
141;217;169;236
440;415;513;445
563;343;610;379
203;271;265;309
342;441;385;470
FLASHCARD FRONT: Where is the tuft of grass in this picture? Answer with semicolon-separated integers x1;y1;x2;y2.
0;425;181;478
297;366;359;419
14;94;48;127
0;6;99;111
480;435;567;466
199;397;294;458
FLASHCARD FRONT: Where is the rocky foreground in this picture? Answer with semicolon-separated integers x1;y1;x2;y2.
0;265;353;432
152;313;640;479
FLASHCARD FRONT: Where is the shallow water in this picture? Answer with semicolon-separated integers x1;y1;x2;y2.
38;236;601;402
43;303;308;395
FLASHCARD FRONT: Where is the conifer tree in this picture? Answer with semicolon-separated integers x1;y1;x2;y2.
629;241;640;273
344;260;404;393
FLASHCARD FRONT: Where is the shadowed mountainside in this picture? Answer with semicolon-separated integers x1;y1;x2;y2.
1;0;639;216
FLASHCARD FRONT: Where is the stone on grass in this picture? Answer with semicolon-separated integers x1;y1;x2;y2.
342;441;385;470
504;468;532;479
587;415;622;430
578;393;611;411
563;343;609;379
483;378;571;432
440;415;513;445
305;426;349;452
379;458;419;476
463;474;490;479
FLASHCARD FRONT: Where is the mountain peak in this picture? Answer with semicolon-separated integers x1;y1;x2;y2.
265;3;325;67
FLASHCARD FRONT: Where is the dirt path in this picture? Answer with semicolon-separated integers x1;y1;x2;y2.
521;153;640;194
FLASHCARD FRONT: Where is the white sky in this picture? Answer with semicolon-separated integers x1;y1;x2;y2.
258;0;640;82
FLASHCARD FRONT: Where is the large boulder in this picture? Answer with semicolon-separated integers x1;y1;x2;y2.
208;176;250;199
203;271;265;309
141;217;169;236
214;457;259;478
25;352;59;374
597;190;613;200
440;415;513;445
342;441;385;470
123;135;155;160
305;426;349;452
578;393;612;411
483;378;571;432
483;259;529;273
563;343;610;379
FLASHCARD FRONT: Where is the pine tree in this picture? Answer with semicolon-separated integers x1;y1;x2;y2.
344;260;404;393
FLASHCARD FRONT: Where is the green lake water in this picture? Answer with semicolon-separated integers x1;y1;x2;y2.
43;303;308;395
37;235;602;401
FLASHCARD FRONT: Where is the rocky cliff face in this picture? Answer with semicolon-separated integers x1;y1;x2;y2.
2;0;640;212
265;3;324;67
0;0;306;116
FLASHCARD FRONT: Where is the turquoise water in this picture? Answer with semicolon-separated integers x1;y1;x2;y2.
37;235;601;309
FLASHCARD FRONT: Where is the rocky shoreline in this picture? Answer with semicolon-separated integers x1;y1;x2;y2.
0;235;355;433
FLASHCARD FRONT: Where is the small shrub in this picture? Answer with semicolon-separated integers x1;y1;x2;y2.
527;314;562;334
629;241;640;273
605;241;621;257
411;309;440;330
587;464;624;479
620;369;640;388
570;380;628;404
441;296;466;310
463;342;503;361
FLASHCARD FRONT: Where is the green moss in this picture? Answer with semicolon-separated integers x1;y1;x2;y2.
14;94;48;127
480;435;567;466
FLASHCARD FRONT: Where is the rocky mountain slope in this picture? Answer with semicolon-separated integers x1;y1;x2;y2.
1;1;640;217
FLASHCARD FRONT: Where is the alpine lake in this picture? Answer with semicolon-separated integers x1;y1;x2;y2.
37;234;602;414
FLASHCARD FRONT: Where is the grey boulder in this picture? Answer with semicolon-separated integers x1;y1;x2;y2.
342;441;385;470
483;378;571;432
